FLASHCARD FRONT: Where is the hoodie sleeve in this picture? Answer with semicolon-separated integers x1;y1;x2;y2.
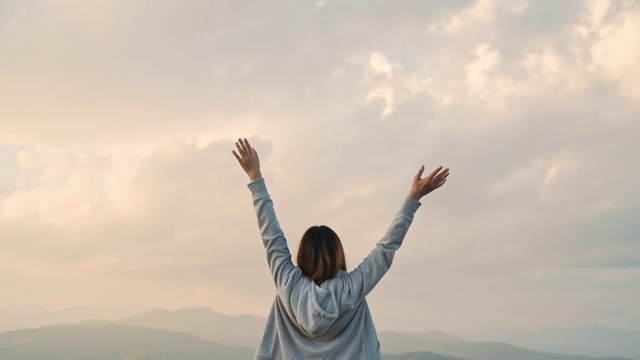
342;197;421;308
248;177;298;290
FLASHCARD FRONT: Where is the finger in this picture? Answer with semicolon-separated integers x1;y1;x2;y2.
252;147;258;157
244;138;254;155
238;139;247;153
232;150;242;162
434;169;450;182
426;166;444;181
414;165;425;182
244;139;256;155
236;141;245;156
242;138;252;153
435;178;448;188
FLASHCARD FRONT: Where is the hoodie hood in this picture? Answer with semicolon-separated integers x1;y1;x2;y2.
291;272;347;337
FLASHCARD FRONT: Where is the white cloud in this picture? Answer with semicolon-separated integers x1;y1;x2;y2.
577;0;612;36
436;0;497;35
590;8;640;100
368;52;395;78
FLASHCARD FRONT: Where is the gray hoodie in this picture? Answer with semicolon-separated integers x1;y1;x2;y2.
249;178;421;360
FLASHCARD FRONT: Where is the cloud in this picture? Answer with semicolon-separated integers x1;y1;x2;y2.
590;7;640;100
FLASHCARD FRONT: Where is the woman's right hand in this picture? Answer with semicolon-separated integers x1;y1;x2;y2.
408;165;449;201
232;138;262;182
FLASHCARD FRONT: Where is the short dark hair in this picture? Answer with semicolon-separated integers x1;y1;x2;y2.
296;225;347;285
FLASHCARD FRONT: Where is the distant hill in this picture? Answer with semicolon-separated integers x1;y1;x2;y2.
118;307;265;348
380;330;465;344
416;331;466;343
455;326;640;359
117;308;469;350
3;305;639;360
385;351;467;360
378;332;636;360
379;330;466;352
0;319;637;360
0;323;254;360
0;304;151;332
116;308;639;360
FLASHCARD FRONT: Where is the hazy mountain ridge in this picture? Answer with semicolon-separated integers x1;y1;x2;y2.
378;332;637;360
0;304;152;332
455;326;640;359
385;351;467;360
0;323;254;360
117;307;264;348
113;308;640;360
0;322;636;360
2;305;639;360
381;330;465;344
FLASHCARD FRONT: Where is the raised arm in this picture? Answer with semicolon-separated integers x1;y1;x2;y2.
342;165;450;307
233;138;297;289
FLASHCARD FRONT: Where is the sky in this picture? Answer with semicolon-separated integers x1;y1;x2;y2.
1;0;639;333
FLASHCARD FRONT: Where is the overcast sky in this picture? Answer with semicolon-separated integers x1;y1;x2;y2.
1;0;639;333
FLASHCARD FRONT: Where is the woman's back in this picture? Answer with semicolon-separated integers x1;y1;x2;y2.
256;271;380;359
248;178;421;359
232;138;449;360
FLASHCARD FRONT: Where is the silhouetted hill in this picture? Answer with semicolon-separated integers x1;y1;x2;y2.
416;331;465;343
3;305;638;360
378;331;636;360
118;307;264;347
455;326;640;359
379;330;466;352
0;304;151;332
0;320;636;360
385;351;467;360
0;323;254;360
118;309;639;360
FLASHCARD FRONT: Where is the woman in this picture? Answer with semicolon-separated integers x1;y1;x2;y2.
233;138;449;360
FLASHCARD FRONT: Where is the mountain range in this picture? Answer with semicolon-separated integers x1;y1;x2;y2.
0;322;254;360
1;305;639;360
456;326;640;359
0;304;151;332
